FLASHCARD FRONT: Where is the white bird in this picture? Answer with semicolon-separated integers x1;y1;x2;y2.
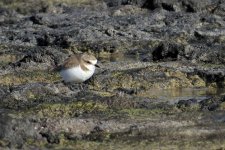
57;53;99;83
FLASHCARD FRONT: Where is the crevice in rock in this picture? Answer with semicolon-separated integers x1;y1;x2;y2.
36;34;50;46
53;36;71;49
185;4;195;13
180;1;196;13
152;43;179;61
198;72;225;88
194;31;206;41
161;3;175;11
40;131;60;144
142;0;157;10
30;15;43;25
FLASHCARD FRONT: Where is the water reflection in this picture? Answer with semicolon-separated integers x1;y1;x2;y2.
97;52;225;103
98;52;138;62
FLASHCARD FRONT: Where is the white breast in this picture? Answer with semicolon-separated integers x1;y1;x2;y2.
60;65;95;83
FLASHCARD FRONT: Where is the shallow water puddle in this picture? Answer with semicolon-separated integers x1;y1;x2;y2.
99;53;225;98
142;88;225;104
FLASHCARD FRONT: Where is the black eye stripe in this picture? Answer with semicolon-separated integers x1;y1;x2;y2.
85;61;91;64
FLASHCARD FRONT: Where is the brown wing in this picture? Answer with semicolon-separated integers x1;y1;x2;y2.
61;55;81;69
53;54;90;71
52;55;80;72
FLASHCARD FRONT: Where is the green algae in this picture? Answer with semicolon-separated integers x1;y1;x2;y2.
198;62;225;68
120;108;165;118
0;54;21;66
0;139;10;147
0;45;24;66
177;102;201;112
24;101;108;118
120;105;179;119
24;138;47;149
0;70;60;85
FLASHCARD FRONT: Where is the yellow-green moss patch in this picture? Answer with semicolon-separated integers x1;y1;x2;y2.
120;107;178;118
0;70;60;85
0;54;23;66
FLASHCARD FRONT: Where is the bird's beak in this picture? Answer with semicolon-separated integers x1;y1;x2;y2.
95;64;100;68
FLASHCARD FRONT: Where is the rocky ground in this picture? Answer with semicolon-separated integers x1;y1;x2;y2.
0;0;225;149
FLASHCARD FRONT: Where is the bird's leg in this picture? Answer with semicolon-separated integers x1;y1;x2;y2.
78;79;91;91
79;83;84;91
60;81;80;91
53;79;64;84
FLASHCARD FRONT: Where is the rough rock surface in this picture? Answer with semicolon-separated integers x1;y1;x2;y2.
0;0;225;149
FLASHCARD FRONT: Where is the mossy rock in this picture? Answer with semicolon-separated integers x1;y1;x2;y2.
93;65;208;92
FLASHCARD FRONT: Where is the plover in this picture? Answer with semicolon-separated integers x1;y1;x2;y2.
56;53;99;83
